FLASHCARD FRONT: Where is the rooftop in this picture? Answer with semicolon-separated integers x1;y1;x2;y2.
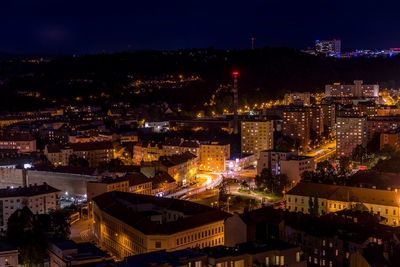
0;183;60;198
93;191;231;235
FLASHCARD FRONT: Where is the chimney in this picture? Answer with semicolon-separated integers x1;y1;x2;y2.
98;175;102;182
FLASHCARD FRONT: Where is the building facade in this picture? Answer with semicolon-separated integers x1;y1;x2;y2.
0;133;36;153
325;80;379;98
336;116;367;158
93;192;230;259
241;120;274;158
0;183;60;231
199;142;230;172
285;182;400;226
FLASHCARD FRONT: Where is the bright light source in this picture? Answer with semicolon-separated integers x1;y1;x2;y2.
232;71;239;76
24;163;32;169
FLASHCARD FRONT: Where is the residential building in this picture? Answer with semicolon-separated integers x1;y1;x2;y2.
163;138;200;158
87;176;130;201
156;152;198;186
321;103;336;134
45;141;115;167
0;133;36;153
150;172;177;197
202;240;306;267
325;80;379;98
0;239;18;267
120;249;207;267
380;130;400;151
126;172;153;195
199;142;230;172
48;240;112;267
0;183;60;231
284;92;311;106
93;192;230;259
257;150;314;183
241;120;274;158
133;141;163;164
285;182;400;226
336;116;367;158
367;116;400;141
316;39;341;54
282;108;311;148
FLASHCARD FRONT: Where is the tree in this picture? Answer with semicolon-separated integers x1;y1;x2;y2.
275;173;290;193
315;160;337;184
218;178;229;209
308;195;319;215
338;157;351;176
380;144;396;157
301;171;316;182
255;168;273;190
7;207;48;265
68;154;89;167
352;145;367;163
50;210;71;240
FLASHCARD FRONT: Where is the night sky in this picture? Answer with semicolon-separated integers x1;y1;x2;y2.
2;0;400;54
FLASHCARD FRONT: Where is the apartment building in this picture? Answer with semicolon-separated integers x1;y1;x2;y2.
325;80;379;98
0;133;36;153
0;183;60;231
199;142;230;172
156;152;198;186
45;141;115;167
366;116;400;141
336;116;367;158
241;120;274;158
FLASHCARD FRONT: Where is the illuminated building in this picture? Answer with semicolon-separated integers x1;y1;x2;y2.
0;240;18;267
367;116;400;141
119;132;138;144
45;141;115;167
325;80;379;98
282;106;323;148
284;92;311;106
380;130;400;151
285;182;400;226
133;141;163;164
87;176;130;201
163;138;200;157
93;192;230;259
315;39;341;55
241;120;274;158
0;183;60;231
0;133;36;153
258;150;314;183
155;152;198;186
336;116;367;158
321;103;336;134
199;142;230;172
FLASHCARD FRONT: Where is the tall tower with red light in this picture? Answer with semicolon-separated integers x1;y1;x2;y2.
232;71;239;134
251;37;255;50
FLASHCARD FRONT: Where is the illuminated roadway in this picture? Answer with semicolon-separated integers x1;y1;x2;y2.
302;140;336;163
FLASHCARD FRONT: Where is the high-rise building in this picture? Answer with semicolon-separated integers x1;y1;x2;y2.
325;80;379;98
315;39;341;55
241;120;274;158
367;116;400;141
199;142;230;172
336;116;367;158
282;106;323;148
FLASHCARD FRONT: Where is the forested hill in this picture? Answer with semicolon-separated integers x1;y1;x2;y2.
0;47;400;111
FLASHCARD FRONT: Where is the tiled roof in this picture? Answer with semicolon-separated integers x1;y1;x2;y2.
124;173;151;186
287;182;400;207
46;141;113;153
33;165;98;176
93;191;231;235
0;183;60;198
0;132;35;141
150;172;176;187
158;152;197;167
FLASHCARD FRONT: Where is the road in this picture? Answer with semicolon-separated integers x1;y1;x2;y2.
70;218;94;243
302;140;336;163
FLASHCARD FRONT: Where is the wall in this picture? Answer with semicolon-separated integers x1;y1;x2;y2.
26;170;97;196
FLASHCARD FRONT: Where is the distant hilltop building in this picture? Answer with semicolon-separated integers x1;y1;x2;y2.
315;39;341;55
284;92;311;106
325;80;379;98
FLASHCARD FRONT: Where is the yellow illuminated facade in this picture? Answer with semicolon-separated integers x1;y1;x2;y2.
199;143;230;172
286;183;400;226
241;120;274;158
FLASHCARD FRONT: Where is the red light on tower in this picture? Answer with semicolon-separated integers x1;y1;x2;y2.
232;71;239;76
